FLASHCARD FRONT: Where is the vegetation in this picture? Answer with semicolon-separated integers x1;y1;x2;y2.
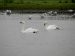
0;0;75;10
72;0;75;3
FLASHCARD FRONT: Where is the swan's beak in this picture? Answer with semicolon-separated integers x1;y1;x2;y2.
33;30;39;33
33;31;37;33
56;27;60;30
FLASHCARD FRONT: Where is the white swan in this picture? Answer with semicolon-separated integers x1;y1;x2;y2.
5;10;11;15
53;11;57;16
71;13;75;18
46;25;60;30
43;21;60;30
20;21;39;33
67;9;74;12
21;28;39;33
40;13;48;19
47;11;53;15
28;15;32;20
40;14;45;19
47;11;57;16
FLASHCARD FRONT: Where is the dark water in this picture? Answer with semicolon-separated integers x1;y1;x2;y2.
0;14;75;56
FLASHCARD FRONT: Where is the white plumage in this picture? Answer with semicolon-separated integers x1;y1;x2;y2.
46;25;59;30
68;9;74;12
43;21;60;30
5;10;11;15
28;15;32;20
71;13;75;18
6;10;11;13
21;28;39;33
20;21;25;24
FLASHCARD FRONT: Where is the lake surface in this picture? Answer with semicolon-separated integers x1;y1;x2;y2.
0;14;75;56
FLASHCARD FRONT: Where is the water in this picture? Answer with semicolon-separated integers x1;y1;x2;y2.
0;14;75;56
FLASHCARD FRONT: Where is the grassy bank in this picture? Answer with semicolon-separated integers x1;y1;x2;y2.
0;2;75;10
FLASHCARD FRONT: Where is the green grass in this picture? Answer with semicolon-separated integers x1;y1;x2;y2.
0;0;75;10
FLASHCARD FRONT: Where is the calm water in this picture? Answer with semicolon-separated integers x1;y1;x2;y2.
0;14;75;56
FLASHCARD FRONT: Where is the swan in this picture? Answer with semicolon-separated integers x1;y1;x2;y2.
40;14;45;19
67;9;74;12
43;21;60;30
46;25;60;30
53;11;57;16
47;11;53;15
40;13;47;19
21;28;39;33
71;13;75;18
47;11;57;16
28;15;32;20
5;10;11;15
20;21;39;33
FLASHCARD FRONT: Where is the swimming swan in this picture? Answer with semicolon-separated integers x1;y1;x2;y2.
20;21;39;33
46;25;60;30
21;28;39;33
5;10;11;15
43;21;60;30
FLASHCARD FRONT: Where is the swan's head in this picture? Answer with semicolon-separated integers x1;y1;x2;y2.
43;21;48;26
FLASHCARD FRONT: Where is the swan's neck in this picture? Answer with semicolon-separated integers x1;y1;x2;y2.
22;23;25;31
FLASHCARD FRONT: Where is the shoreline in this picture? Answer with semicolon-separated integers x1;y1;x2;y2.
0;10;75;14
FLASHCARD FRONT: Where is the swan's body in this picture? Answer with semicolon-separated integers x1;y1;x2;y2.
21;28;39;33
47;11;53;15
46;25;60;30
53;11;57;16
40;13;48;19
43;13;47;16
68;9;74;12
71;13;75;18
40;14;45;19
28;15;32;20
